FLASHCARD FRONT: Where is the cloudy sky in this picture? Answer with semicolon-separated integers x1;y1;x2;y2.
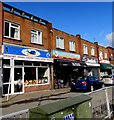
5;2;113;48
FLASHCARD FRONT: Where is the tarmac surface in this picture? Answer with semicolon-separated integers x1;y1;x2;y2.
1;87;71;108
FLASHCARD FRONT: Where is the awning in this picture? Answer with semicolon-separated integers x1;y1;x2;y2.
54;59;87;67
86;63;100;67
100;63;113;69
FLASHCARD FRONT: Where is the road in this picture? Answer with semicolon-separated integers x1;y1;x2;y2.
2;92;83;115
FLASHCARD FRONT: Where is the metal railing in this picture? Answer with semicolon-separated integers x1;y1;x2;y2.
0;86;114;119
0;109;29;120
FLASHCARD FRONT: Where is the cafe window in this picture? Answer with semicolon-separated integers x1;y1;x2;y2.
24;67;49;86
104;52;107;59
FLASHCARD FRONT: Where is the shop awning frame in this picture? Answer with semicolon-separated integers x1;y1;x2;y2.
100;63;113;70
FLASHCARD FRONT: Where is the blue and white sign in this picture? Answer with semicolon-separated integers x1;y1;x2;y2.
63;113;74;120
4;45;51;58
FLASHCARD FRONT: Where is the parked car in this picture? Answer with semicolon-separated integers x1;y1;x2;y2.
70;76;104;92
101;75;114;85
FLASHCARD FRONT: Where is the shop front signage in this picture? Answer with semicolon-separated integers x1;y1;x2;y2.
52;50;80;61
3;44;53;62
99;59;110;64
82;56;98;64
71;62;81;66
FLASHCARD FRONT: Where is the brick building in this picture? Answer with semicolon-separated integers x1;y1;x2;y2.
0;2;53;96
0;2;114;96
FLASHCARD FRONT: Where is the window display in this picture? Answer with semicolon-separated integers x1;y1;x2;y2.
24;67;49;85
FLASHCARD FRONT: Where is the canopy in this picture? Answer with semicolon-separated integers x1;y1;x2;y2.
100;63;113;69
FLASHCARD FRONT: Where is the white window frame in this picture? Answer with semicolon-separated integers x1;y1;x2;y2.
104;52;107;59
31;29;42;45
56;36;64;49
83;44;88;54
4;21;20;40
69;40;75;52
91;47;95;56
99;50;103;57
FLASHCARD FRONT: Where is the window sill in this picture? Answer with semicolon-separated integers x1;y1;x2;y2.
4;36;22;42
56;48;65;51
31;42;44;46
25;83;49;87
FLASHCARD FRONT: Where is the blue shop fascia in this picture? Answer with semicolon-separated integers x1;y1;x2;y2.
2;43;53;96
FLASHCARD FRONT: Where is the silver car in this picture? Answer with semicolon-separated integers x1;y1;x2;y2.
102;75;114;85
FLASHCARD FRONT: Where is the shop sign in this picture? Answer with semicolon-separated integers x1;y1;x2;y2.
71;62;81;66
99;60;110;64
3;45;51;58
86;58;98;64
52;50;80;60
82;55;88;62
3;54;53;62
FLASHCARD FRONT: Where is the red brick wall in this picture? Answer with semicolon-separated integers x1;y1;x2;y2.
3;11;51;50
24;84;50;93
51;28;80;54
80;38;98;58
98;45;108;60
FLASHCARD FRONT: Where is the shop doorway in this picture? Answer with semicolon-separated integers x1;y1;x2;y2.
14;67;24;94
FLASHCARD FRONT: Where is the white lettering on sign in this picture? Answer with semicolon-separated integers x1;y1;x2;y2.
72;62;81;66
86;58;98;64
99;60;110;64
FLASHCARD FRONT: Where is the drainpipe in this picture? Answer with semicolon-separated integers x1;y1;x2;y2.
94;42;100;79
47;22;54;90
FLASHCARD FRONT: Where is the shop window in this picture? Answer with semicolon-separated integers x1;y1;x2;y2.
3;59;10;65
83;44;88;54
3;84;11;94
24;67;37;85
4;21;20;40
41;63;48;66
24;61;32;66
38;67;48;84
34;62;40;66
69;40;75;52
3;68;10;83
56;36;64;49
14;60;23;66
31;29;42;45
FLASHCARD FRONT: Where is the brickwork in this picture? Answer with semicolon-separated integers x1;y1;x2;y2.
24;84;50;93
3;11;51;50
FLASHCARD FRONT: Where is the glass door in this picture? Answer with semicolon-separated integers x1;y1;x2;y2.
14;67;24;94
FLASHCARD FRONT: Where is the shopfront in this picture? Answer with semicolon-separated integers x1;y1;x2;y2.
99;59;113;77
52;50;87;89
82;56;100;78
2;44;53;96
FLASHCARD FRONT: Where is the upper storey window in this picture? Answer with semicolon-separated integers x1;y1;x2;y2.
56;36;64;49
69;40;75;52
4;21;20;40
83;44;88;54
31;29;42;45
91;47;95;56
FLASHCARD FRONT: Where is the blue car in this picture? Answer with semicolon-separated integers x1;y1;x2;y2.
70;76;104;92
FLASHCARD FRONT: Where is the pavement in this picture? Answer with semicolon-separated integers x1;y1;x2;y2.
1;87;71;108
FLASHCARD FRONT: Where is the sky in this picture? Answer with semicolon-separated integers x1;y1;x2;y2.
5;2;113;48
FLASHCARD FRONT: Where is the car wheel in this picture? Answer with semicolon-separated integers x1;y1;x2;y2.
90;86;94;92
102;84;105;88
